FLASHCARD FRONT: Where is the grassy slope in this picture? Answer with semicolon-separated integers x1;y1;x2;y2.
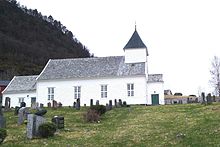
2;103;220;146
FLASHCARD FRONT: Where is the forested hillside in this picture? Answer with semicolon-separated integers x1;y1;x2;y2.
0;0;92;80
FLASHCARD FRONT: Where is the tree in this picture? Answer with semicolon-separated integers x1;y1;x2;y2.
210;56;220;96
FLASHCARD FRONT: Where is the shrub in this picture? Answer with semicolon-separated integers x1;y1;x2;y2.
38;122;56;138
0;128;7;144
84;109;100;123
90;105;106;115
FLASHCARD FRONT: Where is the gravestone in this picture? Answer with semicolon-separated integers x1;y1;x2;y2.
14;106;21;115
18;107;29;125
40;103;44;108
52;116;64;129
20;102;26;107
109;100;112;110
90;99;93;107
73;102;76;108
58;102;62;108
114;99;117;107
201;92;206;104
31;102;38;109
207;93;212;104
47;102;51;108
106;104;110;111
96;100;99;106
76;98;80;110
27;114;46;139
0;101;6;128
52;100;58;108
4;97;10;110
35;109;47;116
119;99;122;106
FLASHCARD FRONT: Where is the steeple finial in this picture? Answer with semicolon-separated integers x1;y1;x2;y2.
135;21;137;31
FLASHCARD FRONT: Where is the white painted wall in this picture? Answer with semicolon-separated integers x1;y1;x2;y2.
37;76;147;106
125;48;147;63
2;91;36;107
147;82;164;105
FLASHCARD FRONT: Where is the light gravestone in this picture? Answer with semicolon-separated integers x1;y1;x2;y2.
27;114;46;139
18;107;29;125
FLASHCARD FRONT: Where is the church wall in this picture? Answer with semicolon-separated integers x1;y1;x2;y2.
3;91;36;107
37;76;147;107
147;82;164;105
125;48;147;63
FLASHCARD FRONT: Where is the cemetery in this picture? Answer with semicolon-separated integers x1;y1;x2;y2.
0;97;220;146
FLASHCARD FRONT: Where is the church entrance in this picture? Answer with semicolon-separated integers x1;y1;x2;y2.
151;94;159;105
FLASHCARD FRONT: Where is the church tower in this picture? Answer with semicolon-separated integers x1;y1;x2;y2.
123;26;149;74
123;26;148;64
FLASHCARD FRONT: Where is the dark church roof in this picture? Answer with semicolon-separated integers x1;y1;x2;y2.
123;28;147;50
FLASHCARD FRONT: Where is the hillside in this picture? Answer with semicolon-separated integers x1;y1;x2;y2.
2;104;220;146
0;0;92;80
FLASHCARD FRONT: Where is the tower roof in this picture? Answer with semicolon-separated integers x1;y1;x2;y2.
123;28;147;50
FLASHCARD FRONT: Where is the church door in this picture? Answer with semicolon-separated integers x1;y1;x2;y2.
151;94;159;105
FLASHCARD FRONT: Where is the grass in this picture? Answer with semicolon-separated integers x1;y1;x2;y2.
2;103;220;146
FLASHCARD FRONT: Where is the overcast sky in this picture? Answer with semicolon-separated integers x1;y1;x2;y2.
17;0;220;96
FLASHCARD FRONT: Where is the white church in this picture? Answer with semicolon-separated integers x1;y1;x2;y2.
2;28;164;107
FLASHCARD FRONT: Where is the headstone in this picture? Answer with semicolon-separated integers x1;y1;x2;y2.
207;93;212;104
47;102;51;108
20;102;26;107
14;106;21;115
4;97;10;110
58;102;62;108
201;92;206;104
109;100;112;110
31;102;38;109
73;102;76;108
18;107;29;125
52;116;64;129
52;100;58;108
106;104;110;111
119;99;122;106
96;100;99;106
90;99;93;107
40;103;44;108
0;102;6;128
27;114;46;139
114;99;117;107
76;98;80;110
35;109;47;116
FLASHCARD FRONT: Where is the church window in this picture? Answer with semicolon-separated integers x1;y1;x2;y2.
101;85;107;98
48;87;54;100
127;83;134;96
74;86;81;99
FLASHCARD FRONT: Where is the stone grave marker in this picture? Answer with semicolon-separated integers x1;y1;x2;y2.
52;116;64;129
58;102;62;108
47;102;51;108
0;102;6;128
114;99;117;107
18;107;29;125
119;99;122;107
96;100;99;105
76;98;80;110
90;99;93;107
73;102;76;108
52;100;58;108
40;103;44;108
109;100;112;110
4;97;10;110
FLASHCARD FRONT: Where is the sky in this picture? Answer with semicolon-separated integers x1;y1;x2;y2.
17;0;220;96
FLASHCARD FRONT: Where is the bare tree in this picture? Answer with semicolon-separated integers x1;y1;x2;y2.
210;56;220;96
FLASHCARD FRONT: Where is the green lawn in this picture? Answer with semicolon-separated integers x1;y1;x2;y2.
2;103;220;146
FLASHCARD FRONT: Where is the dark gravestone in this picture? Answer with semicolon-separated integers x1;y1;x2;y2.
4;97;10;110
114;99;117;107
207;93;212;104
40;103;44;108
90;99;93;107
47;102;51;108
35;109;47;116
96;100;99;106
73;102;76;108
119;99;122;106
52;100;58;108
14;106;21;115
201;92;206;104
20;102;26;107
109;100;112;110
58;102;62;108
0;101;6;128
52;116;64;129
76;98;80;110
